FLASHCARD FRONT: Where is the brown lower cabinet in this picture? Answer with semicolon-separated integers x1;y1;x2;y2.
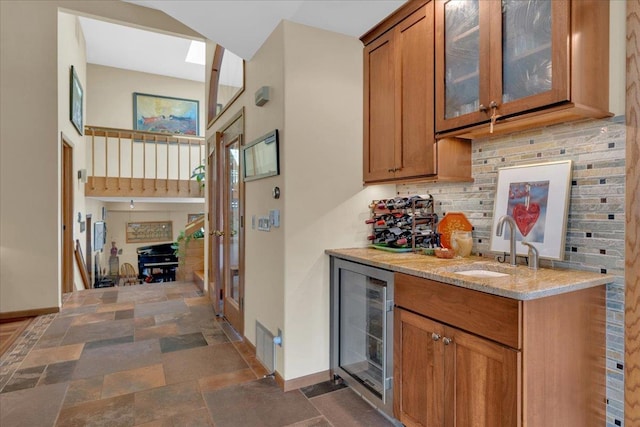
393;273;605;427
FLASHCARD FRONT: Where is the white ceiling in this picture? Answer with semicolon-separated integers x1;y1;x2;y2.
80;0;407;82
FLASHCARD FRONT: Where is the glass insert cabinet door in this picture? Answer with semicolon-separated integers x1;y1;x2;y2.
436;0;570;133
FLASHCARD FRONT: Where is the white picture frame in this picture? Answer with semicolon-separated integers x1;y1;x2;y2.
489;160;572;260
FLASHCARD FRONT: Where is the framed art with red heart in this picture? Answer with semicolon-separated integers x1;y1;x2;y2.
490;160;572;260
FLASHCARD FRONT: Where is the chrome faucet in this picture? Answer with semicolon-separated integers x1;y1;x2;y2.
521;242;539;270
496;215;518;266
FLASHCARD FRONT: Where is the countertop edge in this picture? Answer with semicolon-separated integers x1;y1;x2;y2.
326;248;612;301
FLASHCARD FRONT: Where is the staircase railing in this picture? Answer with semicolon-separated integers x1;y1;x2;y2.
84;125;205;197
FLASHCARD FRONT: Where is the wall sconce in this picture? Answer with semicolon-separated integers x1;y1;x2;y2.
129;200;135;209
255;86;270;106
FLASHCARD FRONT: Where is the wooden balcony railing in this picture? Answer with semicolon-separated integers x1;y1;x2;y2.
84;126;205;198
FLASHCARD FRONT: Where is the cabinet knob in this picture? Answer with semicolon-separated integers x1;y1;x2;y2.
489;100;499;109
443;337;452;345
431;332;441;341
479;104;488;112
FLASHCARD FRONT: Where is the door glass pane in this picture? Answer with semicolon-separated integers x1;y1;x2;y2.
339;270;386;398
502;0;552;103
444;0;480;119
227;140;240;302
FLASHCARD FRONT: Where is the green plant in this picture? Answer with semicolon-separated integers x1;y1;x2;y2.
172;228;205;262
191;163;206;188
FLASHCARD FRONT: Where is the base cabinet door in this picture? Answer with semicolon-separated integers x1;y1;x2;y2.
395;308;444;427
394;308;520;427
444;326;520;427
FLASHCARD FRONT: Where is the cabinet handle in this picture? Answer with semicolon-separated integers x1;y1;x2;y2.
443;337;452;345
431;333;441;341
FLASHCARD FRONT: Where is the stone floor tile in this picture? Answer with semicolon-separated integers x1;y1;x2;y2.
184;296;211;306
96;301;135;313
203;377;320;427
60;318;135;346
73;339;162;380
83;335;134;351
135;316;156;328
309;388;394;427
134;300;188;318
0;382;68;427
101;363;165;398
134;380;205;425
170;408;214;427
20;343;84;369
158;331;207;353
161;343;247;384
135;324;179;342
38;360;77;385
62;375;104;408
56;393;135;427
1;365;46;393
198;368;257;393
115;309;135;320
69;311;115;326
284;416;333;427
202;327;230;346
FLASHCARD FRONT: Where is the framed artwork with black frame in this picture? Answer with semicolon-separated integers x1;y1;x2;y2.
70;65;83;135
133;92;199;136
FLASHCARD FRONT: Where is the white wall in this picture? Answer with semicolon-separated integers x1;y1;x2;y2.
86;64;205;134
209;20;395;381
280;21;395;381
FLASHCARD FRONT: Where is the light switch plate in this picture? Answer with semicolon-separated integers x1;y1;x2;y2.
258;217;271;231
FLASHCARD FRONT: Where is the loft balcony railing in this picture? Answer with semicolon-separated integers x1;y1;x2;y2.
84;125;205;198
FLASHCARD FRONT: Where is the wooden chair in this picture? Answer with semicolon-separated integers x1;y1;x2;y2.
119;263;139;286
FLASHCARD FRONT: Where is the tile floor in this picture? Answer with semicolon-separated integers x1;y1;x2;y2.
0;282;395;427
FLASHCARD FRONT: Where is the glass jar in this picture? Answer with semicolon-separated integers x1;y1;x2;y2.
451;231;473;257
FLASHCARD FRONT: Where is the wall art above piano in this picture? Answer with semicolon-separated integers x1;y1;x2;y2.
126;221;173;244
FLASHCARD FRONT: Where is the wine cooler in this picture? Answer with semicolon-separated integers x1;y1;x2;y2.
330;257;395;421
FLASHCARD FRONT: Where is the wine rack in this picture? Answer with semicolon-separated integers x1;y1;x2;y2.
367;195;439;252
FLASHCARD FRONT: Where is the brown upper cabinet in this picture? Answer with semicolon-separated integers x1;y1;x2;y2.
435;0;611;138
362;0;471;184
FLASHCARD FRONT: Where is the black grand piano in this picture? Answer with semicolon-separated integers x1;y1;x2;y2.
137;243;178;283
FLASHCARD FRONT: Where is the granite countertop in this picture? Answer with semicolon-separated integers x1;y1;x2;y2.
326;247;611;300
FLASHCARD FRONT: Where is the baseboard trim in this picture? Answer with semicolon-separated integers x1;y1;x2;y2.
239;334;329;392
0;306;59;322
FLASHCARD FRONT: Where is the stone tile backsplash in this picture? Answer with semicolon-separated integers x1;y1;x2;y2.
397;116;626;426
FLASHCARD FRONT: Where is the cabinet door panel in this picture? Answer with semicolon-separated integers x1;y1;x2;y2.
395;308;444;427
364;33;396;182
497;0;570;117
396;4;436;179
444;327;520;427
435;0;491;132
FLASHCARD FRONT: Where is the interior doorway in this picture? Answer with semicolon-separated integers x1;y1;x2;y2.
61;137;74;294
212;109;245;335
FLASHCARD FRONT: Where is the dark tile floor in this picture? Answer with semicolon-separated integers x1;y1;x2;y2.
0;282;395;426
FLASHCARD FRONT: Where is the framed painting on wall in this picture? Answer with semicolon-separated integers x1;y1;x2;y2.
133;92;199;136
70;65;83;135
489;160;572;260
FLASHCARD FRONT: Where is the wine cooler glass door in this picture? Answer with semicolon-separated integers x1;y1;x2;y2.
339;270;387;399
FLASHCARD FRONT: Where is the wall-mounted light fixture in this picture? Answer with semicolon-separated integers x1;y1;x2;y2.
129;200;135;209
255;86;270;106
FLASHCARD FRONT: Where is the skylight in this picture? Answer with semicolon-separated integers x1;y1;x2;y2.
185;40;206;65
